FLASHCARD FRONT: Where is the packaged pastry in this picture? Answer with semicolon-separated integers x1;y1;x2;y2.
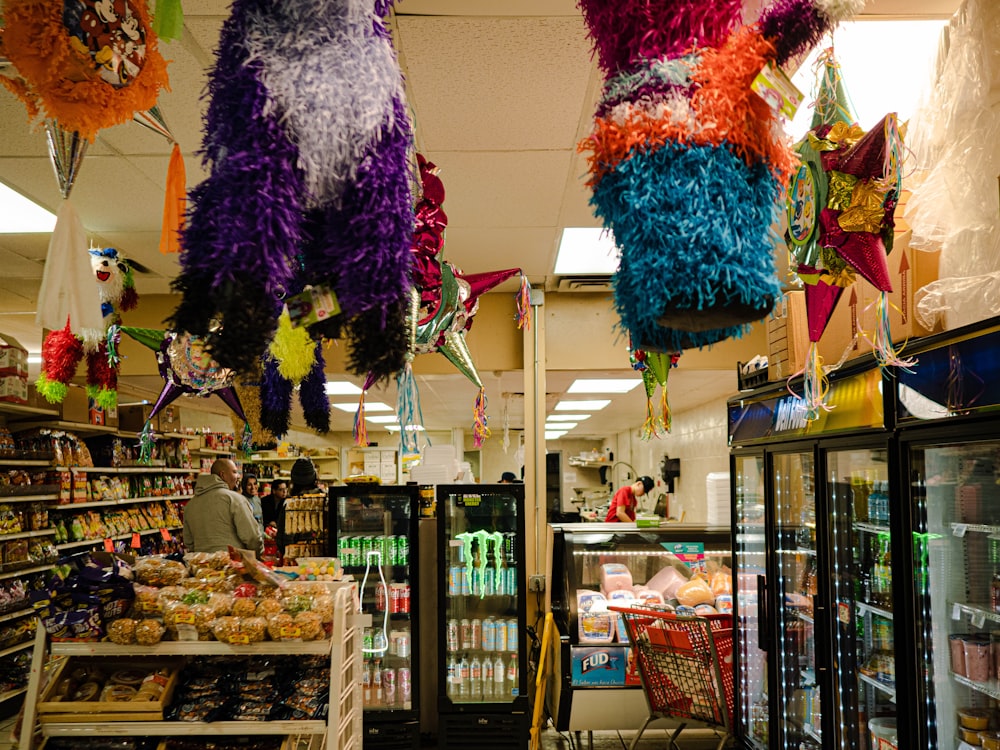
267;613;298;641
109;669;148;686
294;611;324;641
107;618;138;645
232;598;258;618
134;619;165;645
211;616;266;644
71;681;101;702
134;557;186;587
100;684;138;702
255;598;284;618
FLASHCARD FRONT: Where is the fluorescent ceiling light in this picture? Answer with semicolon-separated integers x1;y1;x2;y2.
567;378;641;394
545;430;568;440
555;399;610;411
324;381;362;395
27;354;42;364
331;401;391;413
554;228;620;275
0;182;56;233
546;422;577;430
365;415;401;423
547;414;590;421
787;20;946;142
386;424;425;432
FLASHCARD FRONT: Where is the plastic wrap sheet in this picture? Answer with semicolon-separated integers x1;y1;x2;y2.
904;0;1000;328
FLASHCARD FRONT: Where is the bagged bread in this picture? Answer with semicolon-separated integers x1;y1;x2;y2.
600;563;633;594
710;569;733;596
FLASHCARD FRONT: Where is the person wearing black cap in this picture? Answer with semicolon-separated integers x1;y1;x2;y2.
605;475;655;522
498;471;517;484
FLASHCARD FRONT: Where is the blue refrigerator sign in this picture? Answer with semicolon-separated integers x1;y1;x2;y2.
571;646;628;687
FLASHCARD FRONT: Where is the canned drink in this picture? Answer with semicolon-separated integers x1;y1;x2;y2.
460;618;472;650
448;566;462;596
505;619;518;650
471;618;482;648
396;631;411;658
505;567;517;596
504;532;517;565
446;619;459;652
471;568;482;597
482;617;496;651
460;568;470;596
398;582;411;614
397;535;409;566
383;668;396;704
495;620;507;652
376;582;387;611
482;565;495;596
398;667;412;702
363;627;374;652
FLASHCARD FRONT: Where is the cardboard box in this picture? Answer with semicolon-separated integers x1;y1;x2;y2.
0;334;27;377
119;404;161;433
0;374;27;405
766;291;809;381
60;387;90;424
818;230;941;365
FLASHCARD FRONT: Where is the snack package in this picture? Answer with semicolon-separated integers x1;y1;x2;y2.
576;590;614;644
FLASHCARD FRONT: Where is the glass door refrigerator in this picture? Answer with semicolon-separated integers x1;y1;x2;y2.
435;483;529;749
728;364;892;750
893;321;1000;750
328;484;420;749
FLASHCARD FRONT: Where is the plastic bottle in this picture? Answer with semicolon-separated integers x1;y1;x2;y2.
458;655;470;699
482;657;494;699
493;655;505;697
507;653;518;689
446;655;458;698
469;656;482;701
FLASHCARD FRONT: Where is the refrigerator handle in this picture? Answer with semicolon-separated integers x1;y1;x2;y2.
812;594;826;675
756;575;768;652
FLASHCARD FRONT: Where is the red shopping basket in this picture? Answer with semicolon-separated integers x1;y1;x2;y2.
609;605;735;750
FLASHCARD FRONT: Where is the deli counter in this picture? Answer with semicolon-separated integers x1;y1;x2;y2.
543;523;732;732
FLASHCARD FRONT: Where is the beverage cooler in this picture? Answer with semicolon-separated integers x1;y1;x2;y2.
730;363;898;750
894;322;1000;750
544;523;733;733
328;484;420;749
435;483;529;749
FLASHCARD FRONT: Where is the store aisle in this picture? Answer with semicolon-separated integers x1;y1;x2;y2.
536;727;730;749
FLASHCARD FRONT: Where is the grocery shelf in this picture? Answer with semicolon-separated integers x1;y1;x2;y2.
952;672;1000;700
0;494;59;504
854;522;892;535
857;601;894;620
57;466;195;475
55;526;182;551
10;421;118;436
41;719;328;737
0;458;52;467
51;640;334;656
952;601;1000;625
0;529;55;541
858;672;896;702
0;640;33;659
0;605;33;624
0;563;55;582
950;522;1000;536
56;494;189;510
0;403;59;419
0;686;27;705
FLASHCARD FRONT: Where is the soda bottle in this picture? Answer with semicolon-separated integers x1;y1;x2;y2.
460;618;472;650
507;653;518;687
469;656;482;701
458;655;470;698
493;655;505;697
446;619;459;652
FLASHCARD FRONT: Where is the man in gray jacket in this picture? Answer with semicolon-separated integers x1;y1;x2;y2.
183;459;263;555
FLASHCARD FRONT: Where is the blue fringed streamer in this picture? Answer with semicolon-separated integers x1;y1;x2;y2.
593;142;783;353
299;343;331;433
395;360;425;461
138;422;156;465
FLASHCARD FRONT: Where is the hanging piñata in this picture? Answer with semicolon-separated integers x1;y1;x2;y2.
169;0;414;382
356;155;532;454
36;247;139;410
577;0;865;353
786;50;910;417
629;342;679;439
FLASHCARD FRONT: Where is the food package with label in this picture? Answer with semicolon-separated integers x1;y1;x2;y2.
645;564;689;601
600;563;633;594
577;590;614;644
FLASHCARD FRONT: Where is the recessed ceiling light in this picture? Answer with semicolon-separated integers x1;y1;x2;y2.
567;378;642;394
365;415;401;423
386;424;425;432
324;381;362;395
554;400;610;411
545;422;577;430
554;228;620;275
547;414;591;421
0;182;56;233
331;401;392;413
545;430;568;440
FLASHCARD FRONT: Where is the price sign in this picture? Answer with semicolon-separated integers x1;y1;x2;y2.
954;524;968;537
160;528;172;541
953;603;963;620
131;533;142;549
973;610;987;628
103;538;114;553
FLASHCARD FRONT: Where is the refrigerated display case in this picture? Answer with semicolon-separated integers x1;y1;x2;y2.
544;523;732;733
894;322;1000;750
435;483;529;749
729;362;893;750
328;484;420;749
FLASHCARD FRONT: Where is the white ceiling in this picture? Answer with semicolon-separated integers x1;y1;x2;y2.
0;0;960;441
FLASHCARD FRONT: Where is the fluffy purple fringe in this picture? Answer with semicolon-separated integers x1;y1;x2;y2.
757;0;828;67
260;357;292;438
578;0;742;74
306;94;414;322
299;342;330;434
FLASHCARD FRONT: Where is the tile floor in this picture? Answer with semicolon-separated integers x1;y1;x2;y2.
536;726;731;749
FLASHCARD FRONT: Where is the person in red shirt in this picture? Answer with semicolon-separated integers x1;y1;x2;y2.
605;476;655;522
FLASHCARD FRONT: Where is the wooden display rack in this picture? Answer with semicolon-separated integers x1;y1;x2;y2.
20;583;365;750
